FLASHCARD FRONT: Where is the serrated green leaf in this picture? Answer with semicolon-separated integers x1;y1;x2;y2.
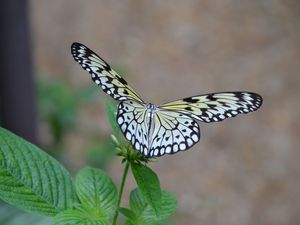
0;127;76;216
75;167;117;220
127;188;177;225
52;206;108;225
131;163;161;215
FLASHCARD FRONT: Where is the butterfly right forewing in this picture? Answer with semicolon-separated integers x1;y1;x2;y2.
159;92;262;123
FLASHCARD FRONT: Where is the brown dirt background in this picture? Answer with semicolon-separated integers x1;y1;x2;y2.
31;1;300;224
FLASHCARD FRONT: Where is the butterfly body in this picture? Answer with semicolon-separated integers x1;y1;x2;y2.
71;42;263;157
144;103;156;150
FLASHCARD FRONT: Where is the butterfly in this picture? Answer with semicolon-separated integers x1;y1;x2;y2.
71;42;263;157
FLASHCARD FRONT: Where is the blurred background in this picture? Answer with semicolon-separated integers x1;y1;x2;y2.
0;0;299;224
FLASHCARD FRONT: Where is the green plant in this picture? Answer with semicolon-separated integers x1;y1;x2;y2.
0;103;177;225
37;78;98;152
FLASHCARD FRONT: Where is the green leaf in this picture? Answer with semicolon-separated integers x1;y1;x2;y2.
52;206;108;225
131;163;161;215
0;127;76;216
127;188;177;225
104;99;123;141
75;167;118;220
53;167;118;225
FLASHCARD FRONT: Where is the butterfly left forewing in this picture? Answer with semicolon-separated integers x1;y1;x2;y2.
159;92;262;123
71;42;143;102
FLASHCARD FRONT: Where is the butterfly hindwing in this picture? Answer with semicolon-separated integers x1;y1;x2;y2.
116;101;200;157
159;92;262;123
71;42;143;102
149;110;200;157
117;100;150;155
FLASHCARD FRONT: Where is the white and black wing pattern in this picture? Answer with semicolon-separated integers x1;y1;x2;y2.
71;42;143;103
117;100;150;156
149;110;200;157
116;101;200;157
159;92;263;123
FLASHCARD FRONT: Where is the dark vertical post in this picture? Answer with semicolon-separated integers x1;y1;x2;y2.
0;0;38;144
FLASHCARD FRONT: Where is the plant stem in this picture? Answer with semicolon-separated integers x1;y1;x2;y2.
112;161;130;225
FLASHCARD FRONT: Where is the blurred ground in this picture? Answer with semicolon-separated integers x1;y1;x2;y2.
30;1;300;224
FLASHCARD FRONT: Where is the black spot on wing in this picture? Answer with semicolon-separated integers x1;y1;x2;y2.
184;106;193;111
183;97;199;103
116;75;128;85
206;94;217;101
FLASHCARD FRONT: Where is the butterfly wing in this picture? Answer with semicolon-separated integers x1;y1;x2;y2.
149;110;200;157
116;101;200;157
71;42;143;102
117;100;150;156
159;92;262;122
